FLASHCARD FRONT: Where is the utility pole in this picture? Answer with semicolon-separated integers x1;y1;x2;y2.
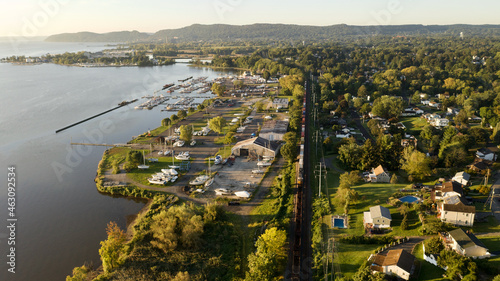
315;162;326;198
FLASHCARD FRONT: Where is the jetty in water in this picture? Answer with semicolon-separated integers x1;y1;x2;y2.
55;99;137;133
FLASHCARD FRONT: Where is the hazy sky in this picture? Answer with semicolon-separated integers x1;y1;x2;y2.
2;0;500;37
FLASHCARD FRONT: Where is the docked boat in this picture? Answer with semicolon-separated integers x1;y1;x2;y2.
173;140;185;147
175;154;190;161
190;140;196;146
204;177;214;187
257;161;272;167
189;175;209;186
214;155;222;165
158;150;163;156
148;178;166;185
161;168;178;176
252;169;264;174
163;150;171;156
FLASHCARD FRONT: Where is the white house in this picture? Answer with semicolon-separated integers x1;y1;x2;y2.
371;249;415;280
476;148;497;161
430;118;449;127
445;228;490;259
364;205;392;229
447;107;460;116
368;165;391;183
413;107;424;115
438;197;475;227
429;101;441;108
452;172;470;186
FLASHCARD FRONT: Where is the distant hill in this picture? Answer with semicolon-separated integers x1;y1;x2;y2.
45;30;150;42
45;24;500;42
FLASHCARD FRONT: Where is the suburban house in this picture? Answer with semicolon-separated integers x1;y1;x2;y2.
364;205;392;229
370;249;415;280
468;115;482;123
429;101;441;108
259;120;289;141
476;148;497;161
413;107;424;115
452;171;470;186
430;118;449;127
437;196;475;227
231;137;281;158
401;137;418;148
442;228;490;259
447;107;460;116
467;159;490;173
434;181;463;201
368;165;391;183
335;131;351;139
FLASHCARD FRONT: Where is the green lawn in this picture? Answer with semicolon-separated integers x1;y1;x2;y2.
126;156;189;187
336;243;380;279
413;243;447;281
400;116;428;135
470;216;500;233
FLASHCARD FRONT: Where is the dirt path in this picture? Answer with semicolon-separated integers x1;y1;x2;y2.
377;236;432;255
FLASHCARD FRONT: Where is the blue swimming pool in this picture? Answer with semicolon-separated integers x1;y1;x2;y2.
333;218;345;228
399;195;420;203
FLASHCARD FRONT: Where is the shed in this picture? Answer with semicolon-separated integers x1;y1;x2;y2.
231;137;281;158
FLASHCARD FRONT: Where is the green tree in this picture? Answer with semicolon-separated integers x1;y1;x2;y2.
390;174;398;184
99;222;126;274
179;125;193;142
357;85;369;98
400;214;408;230
255;101;265;112
338;139;363;170
262;70;271;82
455;109;469;127
424;237;444;255
162;117;172;127
66;265;90;281
223;132;237;145
177;109;187;119
245;227;287;281
211;82;226;97
208;116;227;135
361;139;378;170
400;147;432;181
170;114;179;123
371;96;404;120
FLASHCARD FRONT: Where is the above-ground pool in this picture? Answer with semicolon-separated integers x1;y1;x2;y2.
399;195;420;203
333;218;345;228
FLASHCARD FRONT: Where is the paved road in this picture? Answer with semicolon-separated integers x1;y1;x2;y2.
489;179;500;223
350;109;373;142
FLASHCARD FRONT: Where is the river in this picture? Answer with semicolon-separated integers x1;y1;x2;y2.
0;39;229;280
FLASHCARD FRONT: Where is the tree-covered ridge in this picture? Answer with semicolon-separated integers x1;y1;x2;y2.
45;23;500;42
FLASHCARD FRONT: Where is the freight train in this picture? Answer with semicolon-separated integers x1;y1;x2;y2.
292;81;308;277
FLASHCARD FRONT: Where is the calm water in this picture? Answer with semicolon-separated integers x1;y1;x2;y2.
0;40;230;280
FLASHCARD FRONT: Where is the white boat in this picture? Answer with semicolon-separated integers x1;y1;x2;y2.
257;161;272;167
215;188;230;196
163;150;171;156
182;151;190;156
190;140;196;146
161;168;178;176
252;169;264;174
148;178;166;185
235;191;251;198
147;158;158;162
175;154;190;160
264;116;273;120
236;126;246;133
173;140;185;147
189;175;209;185
204;177;214;187
214;155;222;165
170;176;178;182
158;150;163;156
169;165;180;169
